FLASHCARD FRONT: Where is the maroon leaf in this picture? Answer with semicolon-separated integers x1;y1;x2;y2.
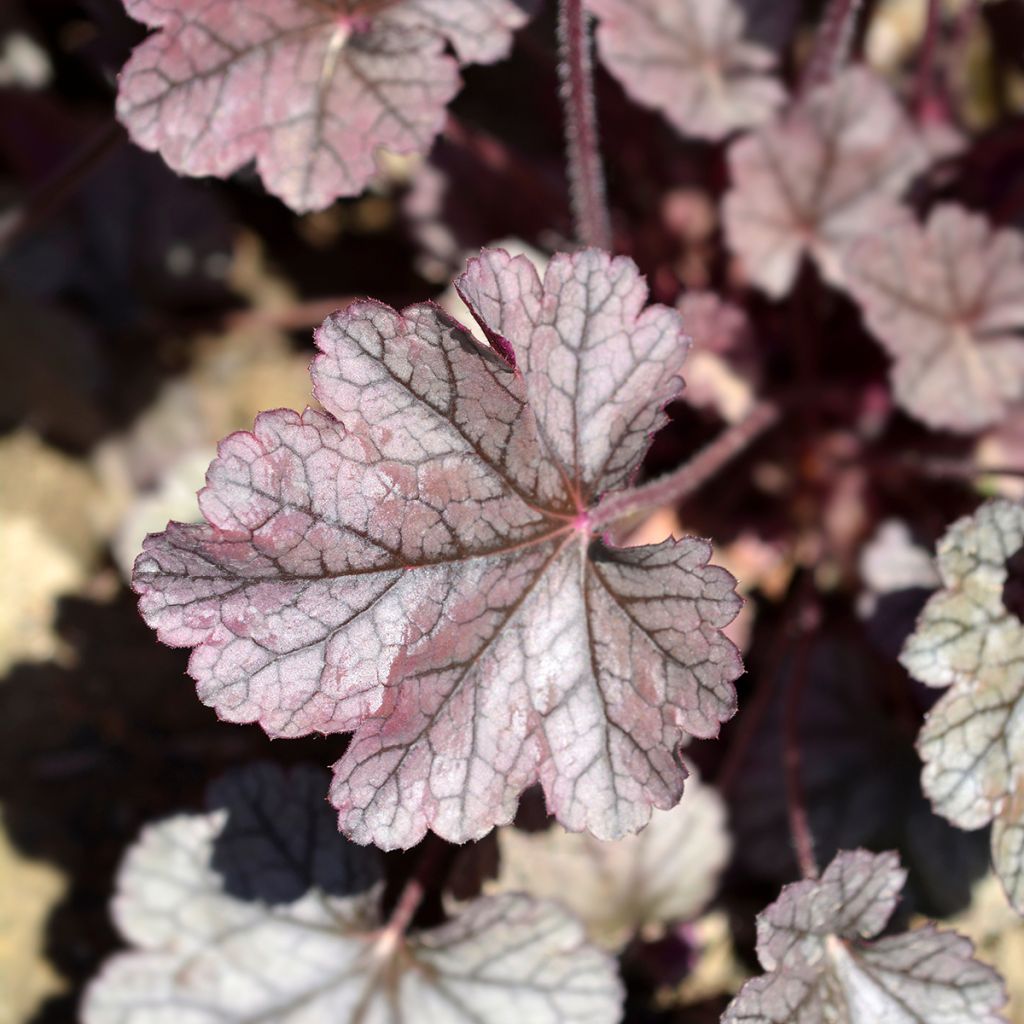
133;248;743;849
723;67;928;298
586;0;787;141
115;0;535;213
845;204;1024;433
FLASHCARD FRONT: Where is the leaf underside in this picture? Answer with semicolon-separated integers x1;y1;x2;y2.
133;247;743;849
723;849;1005;1023
902;499;1024;914
115;0;535;212
83;763;623;1024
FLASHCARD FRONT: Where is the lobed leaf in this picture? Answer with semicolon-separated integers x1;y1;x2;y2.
845;204;1024;433
132;247;743;849
723;67;928;298
115;0;535;213
585;0;786;141
902;499;1024;914
723;849;1006;1023
490;767;730;950
83;763;622;1024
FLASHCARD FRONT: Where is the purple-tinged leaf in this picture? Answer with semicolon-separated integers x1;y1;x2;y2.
902;500;1024;914
83;763;622;1024
585;0;786;141
115;0;534;213
132;247;743;849
723;67;928;298
846;204;1024;433
723;849;1006;1023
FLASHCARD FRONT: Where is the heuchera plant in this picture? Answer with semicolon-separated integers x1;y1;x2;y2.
76;0;1024;1019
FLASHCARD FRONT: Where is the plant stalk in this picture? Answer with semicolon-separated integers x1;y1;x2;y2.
783;598;821;880
589;400;779;531
557;0;612;251
800;0;867;95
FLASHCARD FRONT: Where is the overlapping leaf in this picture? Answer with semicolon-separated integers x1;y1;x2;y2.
723;67;928;297
723;849;1006;1023
902;499;1024;914
585;0;786;141
83;763;622;1024
491;767;730;950
132;247;743;849
115;0;535;212
846;204;1024;433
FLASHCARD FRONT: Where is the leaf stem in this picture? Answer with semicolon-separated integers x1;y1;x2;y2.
557;0;612;250
799;0;866;95
590;400;780;531
783;596;821;880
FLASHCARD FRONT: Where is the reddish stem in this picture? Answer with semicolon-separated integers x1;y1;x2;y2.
783;598;821;880
800;0;867;95
589;400;780;531
557;0;612;250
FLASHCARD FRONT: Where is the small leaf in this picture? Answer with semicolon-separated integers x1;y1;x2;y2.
723;849;1006;1023
490;767;730;950
585;0;786;141
902;499;1024;914
83;763;622;1024
132;247;743;849
115;0;534;213
723;67;928;298
845;204;1024;433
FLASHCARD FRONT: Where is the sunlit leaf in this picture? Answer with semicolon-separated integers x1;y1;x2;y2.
115;0;535;212
846;204;1024;433
723;849;1006;1023
83;763;622;1024
585;0;786;141
132;247;743;849
723;67;928;297
902;499;1024;914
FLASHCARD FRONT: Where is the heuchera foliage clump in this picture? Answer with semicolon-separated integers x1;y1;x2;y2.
66;0;1024;1019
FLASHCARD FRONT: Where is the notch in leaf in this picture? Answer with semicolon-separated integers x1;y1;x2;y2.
83;763;622;1024
115;0;538;212
132;247;743;849
723;849;1006;1023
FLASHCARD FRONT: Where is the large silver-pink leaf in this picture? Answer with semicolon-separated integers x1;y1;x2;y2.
846;204;1024;433
83;763;622;1024
586;0;786;141
133;247;743;849
723;67;928;298
902;499;1024;914
723;849;1006;1023
115;0;533;213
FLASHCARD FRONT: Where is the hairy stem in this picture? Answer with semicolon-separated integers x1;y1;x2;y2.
783;598;821;880
590;400;780;531
799;0;866;95
557;0;612;251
